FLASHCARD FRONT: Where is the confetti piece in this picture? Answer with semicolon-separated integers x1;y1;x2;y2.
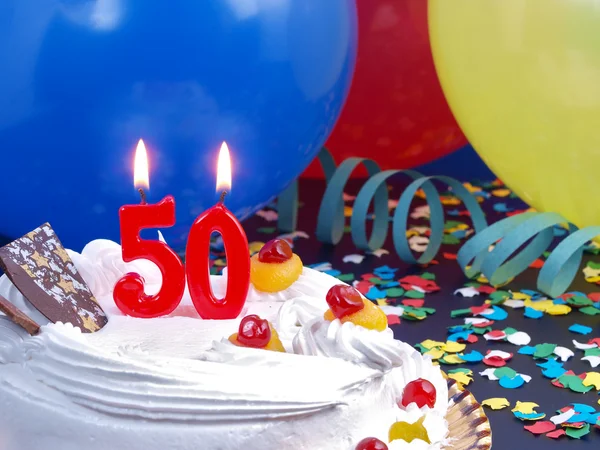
342;254;365;264
482;398;510;410
550;409;576;425
454;287;480;297
524;307;544;319
387;314;401;325
534;343;557;359
571;403;597;413
581;356;600;368
546;429;566;439
487;350;513;360
401;299;424;308
546;304;572;315
506;331;531;346
440;354;465;365
542;366;567;379
524;421;556;435
460;350;484;363
557;375;593;393
484;330;507;341
579;306;600;315
503;299;525;309
583;372;600;389
480;368;499;380
569;324;593;335
481;306;508;321
447;369;473;386
368;248;389;258
565;423;590;439
518;346;536;355
443;341;466;353
573;339;597;350
494;367;518;379
499;375;525;389
554;346;575;362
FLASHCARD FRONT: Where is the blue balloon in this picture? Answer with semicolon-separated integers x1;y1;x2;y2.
0;1;357;250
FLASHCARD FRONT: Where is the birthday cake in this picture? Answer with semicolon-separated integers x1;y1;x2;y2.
0;228;449;450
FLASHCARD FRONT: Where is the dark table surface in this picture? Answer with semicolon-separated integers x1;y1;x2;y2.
1;177;598;449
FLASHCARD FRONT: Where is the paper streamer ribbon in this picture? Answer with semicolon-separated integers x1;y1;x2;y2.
277;148;600;297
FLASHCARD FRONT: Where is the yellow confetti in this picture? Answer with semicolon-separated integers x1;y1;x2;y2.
376;299;388;306
446;223;469;233
248;241;265;255
443;341;466;353
424;348;445;361
440;196;461;206
213;258;227;267
447;371;473;386
482;398;510;410
441;354;465;365
583;372;600;390
406;229;420;238
523;299;554;312
546;304;572;315
344;206;353;217
420;339;445;350
512;401;539;415
491;188;511;197
512;292;532;300
462;182;482;193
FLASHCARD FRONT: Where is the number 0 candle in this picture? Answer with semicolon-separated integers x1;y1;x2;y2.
186;142;251;319
114;139;186;318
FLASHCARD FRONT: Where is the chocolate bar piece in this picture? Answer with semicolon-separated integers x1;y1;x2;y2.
0;223;107;332
0;294;40;335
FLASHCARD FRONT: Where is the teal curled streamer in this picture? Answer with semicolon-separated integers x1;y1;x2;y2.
277;148;600;296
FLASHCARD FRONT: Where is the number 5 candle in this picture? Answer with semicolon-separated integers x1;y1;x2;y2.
113;140;186;318
186;142;251;319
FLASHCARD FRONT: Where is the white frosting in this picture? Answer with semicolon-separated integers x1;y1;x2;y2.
0;239;449;450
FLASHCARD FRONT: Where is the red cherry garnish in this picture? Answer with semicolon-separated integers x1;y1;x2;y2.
326;284;365;318
356;437;388;450
258;239;293;263
400;378;437;409
237;315;271;348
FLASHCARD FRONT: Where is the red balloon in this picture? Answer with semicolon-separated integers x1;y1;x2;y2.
303;0;466;177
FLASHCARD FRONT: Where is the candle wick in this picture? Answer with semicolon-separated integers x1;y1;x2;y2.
219;190;227;204
138;188;147;205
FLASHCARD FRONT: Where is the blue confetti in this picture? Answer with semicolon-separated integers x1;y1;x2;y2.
552;298;567;305
499;375;525;389
521;289;543;300
450;229;468;239
380;281;400;289
513;411;546;420
365;286;387;300
378;272;396;281
569;324;593;335
493;203;512;213
541;366;567;379
447;209;461;216
565;412;593;423
524;307;544;319
374;265;397;275
571;403;597;414
518;346;536;355
586;412;600;424
448;325;470;334
324;269;342;277
481;306;508;321
536;359;563;369
460;350;484;363
447;331;474;342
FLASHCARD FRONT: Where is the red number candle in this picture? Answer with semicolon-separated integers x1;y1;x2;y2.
186;142;251;319
114;139;186;318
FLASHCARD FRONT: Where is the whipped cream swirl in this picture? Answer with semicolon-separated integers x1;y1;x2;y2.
293;318;407;371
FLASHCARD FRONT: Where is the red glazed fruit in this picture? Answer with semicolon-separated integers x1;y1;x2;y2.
326;284;365;318
258;239;293;263
237;315;271;348
400;378;437;409
355;437;388;450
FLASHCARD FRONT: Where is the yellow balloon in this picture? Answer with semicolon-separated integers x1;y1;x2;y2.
428;0;600;229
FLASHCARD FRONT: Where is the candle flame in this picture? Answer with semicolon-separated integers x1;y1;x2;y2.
216;141;232;193
134;139;150;190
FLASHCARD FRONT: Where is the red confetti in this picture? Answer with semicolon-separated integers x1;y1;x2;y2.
562;422;586;428
402;299;425;308
472;320;495;328
587;292;600;302
529;259;544;269
485;330;506;339
546;429;566;439
387;314;401;325
587;337;600;347
467;334;479;344
443;252;457;260
507;209;531;217
524;421;556;435
361;274;376;281
477;285;496;294
558;406;574;413
458;210;472;217
355;281;372;294
398;275;440;293
470;305;490;315
483;356;507;367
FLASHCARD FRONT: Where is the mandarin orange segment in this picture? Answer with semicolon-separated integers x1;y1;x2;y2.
228;326;285;352
389;416;430;444
250;253;303;292
324;298;388;331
